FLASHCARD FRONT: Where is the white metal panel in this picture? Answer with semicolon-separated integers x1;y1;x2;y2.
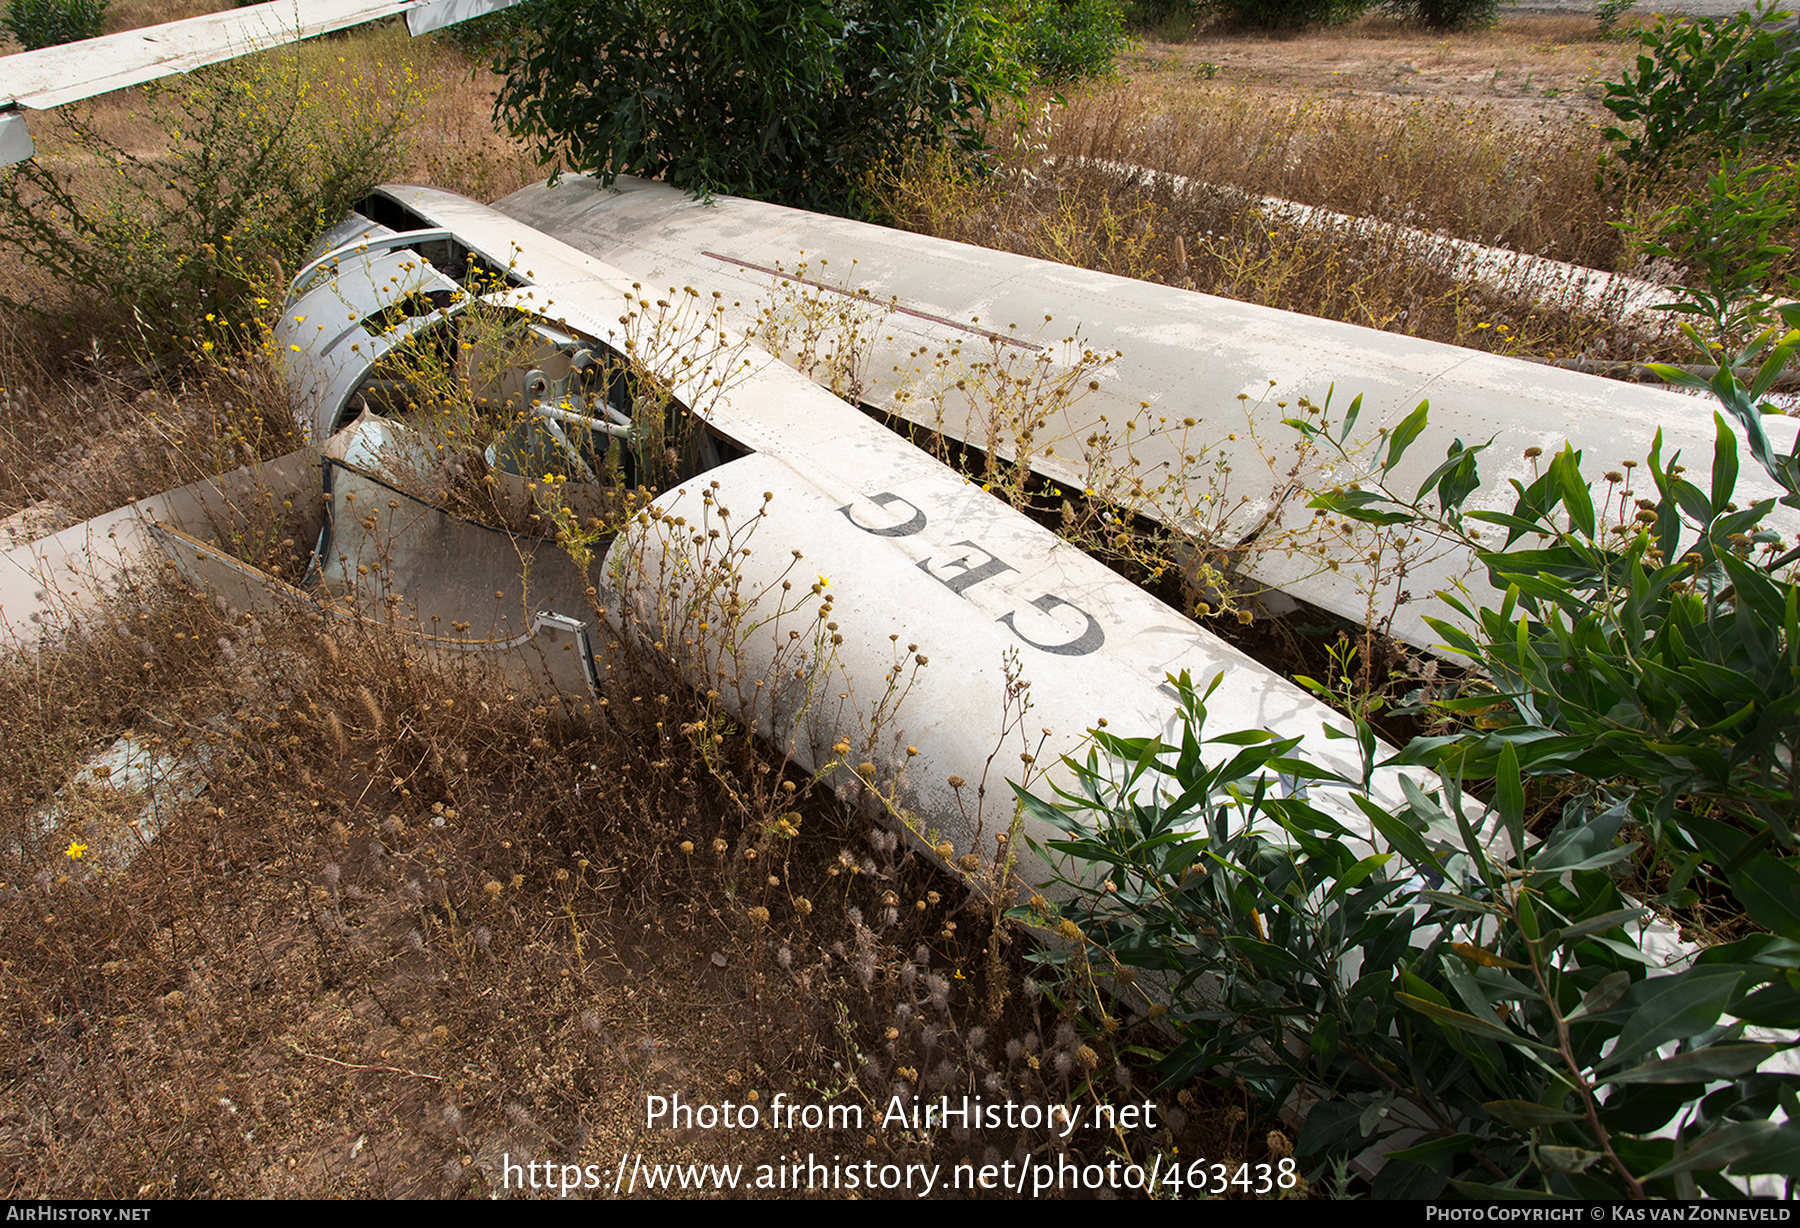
276;243;465;436
0;451;315;648
0;111;34;166
405;0;520;35
275;192;1441;874
316;460;593;635
301;213;396;271
153;507;600;701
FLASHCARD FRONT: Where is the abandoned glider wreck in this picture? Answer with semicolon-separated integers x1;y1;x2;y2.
4;176;1792;887
10;179;1799;1196
20;183;1442;872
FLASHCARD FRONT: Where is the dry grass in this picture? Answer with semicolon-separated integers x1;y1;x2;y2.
878;135;1661;363
0;575;840;1196
1129;12;1638;117
877;14;1682;363
25;23;545;208
1036;81;1622;264
395;36;550;204
0;315;302;528
0;25;542;529
103;0;229;33
0;404;1272;1195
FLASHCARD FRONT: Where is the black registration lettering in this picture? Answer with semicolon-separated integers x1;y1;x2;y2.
999;593;1105;657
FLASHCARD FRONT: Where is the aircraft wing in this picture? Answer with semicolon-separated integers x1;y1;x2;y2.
494;173;1800;649
0;0;522;162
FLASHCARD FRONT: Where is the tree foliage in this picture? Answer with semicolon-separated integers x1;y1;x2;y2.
1022;329;1800;1191
1632;158;1799;348
2;0;107;51
1601;1;1800;186
493;0;1030;216
1020;278;1800;1197
1194;0;1366;29
1021;0;1131;82
1381;0;1496;32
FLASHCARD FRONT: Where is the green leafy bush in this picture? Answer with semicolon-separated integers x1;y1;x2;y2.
1125;0;1193;24
1601;2;1800;185
1632;158;1799;347
494;0;1031;217
1193;0;1367;30
1021;0;1130;82
1295;305;1800;916
1419;424;1800;901
1380;0;1495;31
1019;674;1800;1197
0;44;423;350
2;0;107;50
1595;0;1634;38
1020;299;1800;1195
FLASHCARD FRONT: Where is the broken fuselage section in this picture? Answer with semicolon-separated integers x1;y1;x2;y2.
252;185;1440;881
0;185;1442;891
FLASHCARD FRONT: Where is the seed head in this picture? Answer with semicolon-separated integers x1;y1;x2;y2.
357;685;385;732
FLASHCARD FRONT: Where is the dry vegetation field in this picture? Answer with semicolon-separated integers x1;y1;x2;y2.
0;11;1694;1198
883;14;1680;366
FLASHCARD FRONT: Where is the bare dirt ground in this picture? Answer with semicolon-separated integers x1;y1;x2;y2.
1130;13;1633;126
